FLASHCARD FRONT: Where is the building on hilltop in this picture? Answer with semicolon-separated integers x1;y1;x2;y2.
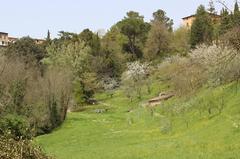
8;36;18;44
182;13;221;28
0;32;9;47
35;39;46;45
0;32;45;47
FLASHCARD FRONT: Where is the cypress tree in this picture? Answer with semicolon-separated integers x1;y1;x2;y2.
46;30;51;41
219;9;233;34
233;1;240;26
234;1;239;14
190;5;214;48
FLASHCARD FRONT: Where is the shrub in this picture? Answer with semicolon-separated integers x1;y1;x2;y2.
0;136;52;159
221;26;240;51
0;114;32;140
189;45;240;85
100;77;119;98
156;45;240;95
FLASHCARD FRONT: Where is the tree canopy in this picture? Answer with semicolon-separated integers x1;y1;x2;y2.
190;5;214;48
117;11;150;59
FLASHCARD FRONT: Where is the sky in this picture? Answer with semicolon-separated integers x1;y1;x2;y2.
0;0;234;39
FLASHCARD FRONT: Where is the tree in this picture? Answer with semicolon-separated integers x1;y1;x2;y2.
190;5;214;48
46;30;51;42
233;1;240;26
79;29;101;56
152;9;173;31
99;26;127;78
41;30;52;51
144;9;173;60
144;22;172;60
172;27;190;55
118;11;150;59
219;8;233;34
44;40;98;104
121;61;150;100
6;37;46;66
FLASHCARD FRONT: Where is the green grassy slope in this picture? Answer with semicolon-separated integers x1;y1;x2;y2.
36;82;240;159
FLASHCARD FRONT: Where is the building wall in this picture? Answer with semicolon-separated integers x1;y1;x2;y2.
8;37;18;44
0;33;9;46
182;15;221;29
182;17;196;28
35;39;45;45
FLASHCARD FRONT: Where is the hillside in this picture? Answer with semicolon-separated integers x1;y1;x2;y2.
36;81;240;159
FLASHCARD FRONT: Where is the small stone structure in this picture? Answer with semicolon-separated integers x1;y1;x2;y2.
148;91;175;107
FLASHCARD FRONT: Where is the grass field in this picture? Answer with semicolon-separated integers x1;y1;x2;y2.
36;82;240;159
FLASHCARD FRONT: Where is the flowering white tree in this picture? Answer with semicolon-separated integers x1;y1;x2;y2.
100;77;119;98
189;44;240;85
121;61;150;100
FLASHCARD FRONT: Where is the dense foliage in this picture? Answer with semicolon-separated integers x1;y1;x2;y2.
190;5;214;48
0;135;52;159
1;1;240;158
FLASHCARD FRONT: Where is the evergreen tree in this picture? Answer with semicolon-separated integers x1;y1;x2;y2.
117;11;150;59
190;5;214;48
233;1;240;26
219;9;233;34
46;30;51;41
79;29;101;56
234;1;239;14
152;9;173;31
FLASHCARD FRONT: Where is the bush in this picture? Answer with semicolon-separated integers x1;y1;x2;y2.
0;136;52;159
221;26;240;51
189;45;240;85
100;77;119;98
0;114;32;140
156;45;240;95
